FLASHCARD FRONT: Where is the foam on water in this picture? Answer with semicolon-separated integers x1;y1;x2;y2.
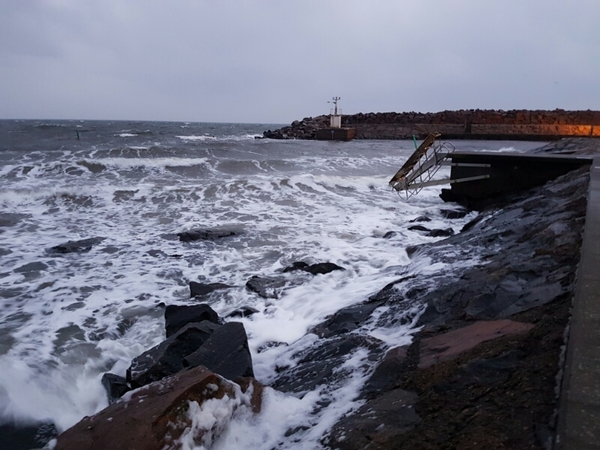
0;121;515;447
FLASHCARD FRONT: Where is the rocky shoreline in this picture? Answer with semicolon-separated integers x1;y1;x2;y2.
43;139;600;449
263;109;600;140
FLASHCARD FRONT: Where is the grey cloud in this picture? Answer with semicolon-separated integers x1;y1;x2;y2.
0;0;598;123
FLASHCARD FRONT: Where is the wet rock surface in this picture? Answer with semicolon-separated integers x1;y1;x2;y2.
127;321;221;389
164;303;220;337
183;321;254;380
56;366;263;450
245;275;288;299
323;146;592;449
272;334;385;395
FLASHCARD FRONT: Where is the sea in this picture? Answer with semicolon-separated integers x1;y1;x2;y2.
0;120;544;449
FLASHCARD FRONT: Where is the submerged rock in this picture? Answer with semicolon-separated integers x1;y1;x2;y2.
189;281;231;297
245;275;287;299
226;305;259;318
282;261;345;275
48;237;105;254
178;227;240;242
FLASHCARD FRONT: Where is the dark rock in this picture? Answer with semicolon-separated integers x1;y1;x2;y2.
382;231;397;239
55;366;263;450
282;261;309;273
460;214;484;232
405;244;426;258
433;350;524;394
282;261;345;275
408;224;430;232
310;302;382;338
0;212;29;228
164;304;219;337
48;237;105;254
362;346;409;397
304;262;345;275
13;261;48;273
326;389;420;450
127;321;220;388
101;373;130;403
368;276;414;304
226;306;259;318
440;208;468;219
183;322;254;380
272;335;384;394
0;422;58;450
427;227;454;237
409;215;431;223
189;281;231;297
245;275;287;299
178;227;240;242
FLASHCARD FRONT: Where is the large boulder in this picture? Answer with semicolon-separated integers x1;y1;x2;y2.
127;321;220;389
184;322;254;380
55;366;263;450
128;320;253;389
164;304;220;338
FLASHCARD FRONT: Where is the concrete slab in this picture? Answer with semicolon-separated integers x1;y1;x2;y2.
556;158;600;449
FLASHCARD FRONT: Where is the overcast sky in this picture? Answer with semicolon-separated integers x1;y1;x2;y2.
1;0;598;124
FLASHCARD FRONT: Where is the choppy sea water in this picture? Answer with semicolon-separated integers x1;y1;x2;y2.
0;120;543;449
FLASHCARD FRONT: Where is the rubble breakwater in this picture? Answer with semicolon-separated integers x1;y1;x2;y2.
263;109;600;140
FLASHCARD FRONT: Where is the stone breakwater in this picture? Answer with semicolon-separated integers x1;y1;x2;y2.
263;109;600;140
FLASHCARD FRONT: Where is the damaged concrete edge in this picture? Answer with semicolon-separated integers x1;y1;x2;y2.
556;157;600;449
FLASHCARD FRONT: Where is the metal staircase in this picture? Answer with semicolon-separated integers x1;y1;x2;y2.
389;133;491;199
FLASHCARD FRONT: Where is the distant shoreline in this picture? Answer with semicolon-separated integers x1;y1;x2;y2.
263;108;600;140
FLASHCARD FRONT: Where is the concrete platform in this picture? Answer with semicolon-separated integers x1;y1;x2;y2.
556;157;600;449
444;151;593;202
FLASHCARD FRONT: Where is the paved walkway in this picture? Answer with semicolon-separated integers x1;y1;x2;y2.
557;157;600;449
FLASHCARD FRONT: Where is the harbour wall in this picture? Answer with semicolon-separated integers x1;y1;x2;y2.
263;109;600;140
